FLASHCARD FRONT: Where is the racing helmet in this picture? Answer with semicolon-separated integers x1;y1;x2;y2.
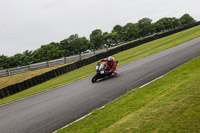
107;56;113;63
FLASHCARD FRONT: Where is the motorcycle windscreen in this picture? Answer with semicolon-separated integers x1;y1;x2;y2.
99;64;105;70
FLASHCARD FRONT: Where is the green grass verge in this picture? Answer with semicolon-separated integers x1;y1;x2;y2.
0;25;200;106
57;54;200;133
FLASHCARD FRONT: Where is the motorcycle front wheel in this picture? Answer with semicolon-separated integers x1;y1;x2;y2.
91;74;99;83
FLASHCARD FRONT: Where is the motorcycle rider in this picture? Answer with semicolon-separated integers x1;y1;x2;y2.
98;56;117;75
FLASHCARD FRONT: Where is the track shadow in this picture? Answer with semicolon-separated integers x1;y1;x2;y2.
94;74;119;83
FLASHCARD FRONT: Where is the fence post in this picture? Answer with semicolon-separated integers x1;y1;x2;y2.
28;65;31;71
7;69;11;76
64;57;67;64
79;54;82;60
47;61;50;67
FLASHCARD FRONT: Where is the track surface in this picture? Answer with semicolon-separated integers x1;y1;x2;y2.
0;37;200;133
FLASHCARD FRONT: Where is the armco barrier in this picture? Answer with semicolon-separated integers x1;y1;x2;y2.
0;22;200;99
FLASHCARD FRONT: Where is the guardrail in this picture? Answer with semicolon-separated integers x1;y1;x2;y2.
0;46;117;78
0;21;200;99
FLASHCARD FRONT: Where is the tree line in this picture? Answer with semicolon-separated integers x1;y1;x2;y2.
0;13;196;69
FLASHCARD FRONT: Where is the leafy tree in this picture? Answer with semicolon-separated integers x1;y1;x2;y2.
23;50;33;64
60;38;70;56
112;25;123;33
154;17;181;32
154;20;165;32
60;34;90;56
32;42;64;63
67;34;90;54
180;13;195;25
103;32;118;47
122;23;139;41
161;18;173;29
157;18;173;30
90;29;104;50
9;53;27;67
171;17;181;29
112;25;124;43
138;18;154;37
61;34;79;56
0;55;10;69
45;42;64;59
75;37;91;53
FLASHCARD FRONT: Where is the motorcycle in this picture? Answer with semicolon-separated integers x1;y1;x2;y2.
91;61;118;83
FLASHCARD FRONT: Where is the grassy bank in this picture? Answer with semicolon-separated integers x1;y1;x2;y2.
57;55;200;133
0;64;68;89
0;25;200;105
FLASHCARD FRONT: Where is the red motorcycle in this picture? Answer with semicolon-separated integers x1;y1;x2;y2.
91;61;118;83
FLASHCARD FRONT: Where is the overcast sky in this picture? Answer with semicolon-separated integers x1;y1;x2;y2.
0;0;200;56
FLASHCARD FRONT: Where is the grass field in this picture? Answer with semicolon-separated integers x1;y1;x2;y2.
57;54;200;133
0;25;200;105
0;63;69;89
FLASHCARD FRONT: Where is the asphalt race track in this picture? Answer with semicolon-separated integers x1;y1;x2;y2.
0;37;200;133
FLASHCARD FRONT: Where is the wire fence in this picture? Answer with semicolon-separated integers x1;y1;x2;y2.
0;46;117;78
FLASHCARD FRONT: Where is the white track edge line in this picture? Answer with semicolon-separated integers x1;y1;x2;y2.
52;105;106;133
139;75;163;88
53;76;164;132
